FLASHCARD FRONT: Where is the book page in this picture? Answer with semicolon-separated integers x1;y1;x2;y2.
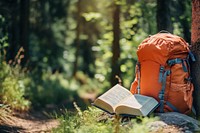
97;84;132;108
115;94;158;116
140;96;159;115
116;95;143;109
93;99;115;114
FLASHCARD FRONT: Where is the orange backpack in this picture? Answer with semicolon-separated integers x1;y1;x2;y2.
130;32;196;114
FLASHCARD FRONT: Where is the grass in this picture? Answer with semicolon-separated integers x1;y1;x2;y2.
0;61;30;111
0;104;12;123
0;48;30;122
52;103;158;133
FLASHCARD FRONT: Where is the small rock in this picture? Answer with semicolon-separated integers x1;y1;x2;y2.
148;121;167;132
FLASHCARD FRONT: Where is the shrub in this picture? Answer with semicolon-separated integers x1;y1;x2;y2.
0;61;30;111
26;70;109;109
25;70;81;108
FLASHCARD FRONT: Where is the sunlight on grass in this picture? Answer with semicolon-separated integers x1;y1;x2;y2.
0;104;12;123
53;103;158;133
0;62;30;111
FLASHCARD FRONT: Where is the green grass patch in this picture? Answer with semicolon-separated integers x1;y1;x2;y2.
53;103;158;133
0;62;30;111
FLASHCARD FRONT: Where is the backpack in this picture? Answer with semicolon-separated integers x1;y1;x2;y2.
130;32;196;114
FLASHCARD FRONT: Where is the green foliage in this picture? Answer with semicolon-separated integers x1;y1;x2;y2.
26;70;78;108
29;0;71;71
27;70;109;109
0;34;30;111
0;62;30;111
0;15;9;62
53;106;112;133
53;105;158;133
171;0;191;42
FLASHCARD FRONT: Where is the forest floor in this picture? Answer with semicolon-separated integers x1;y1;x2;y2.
0;110;59;133
0;111;199;133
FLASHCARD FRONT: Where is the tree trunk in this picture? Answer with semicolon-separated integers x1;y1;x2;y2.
176;0;191;43
156;0;173;33
73;0;81;76
5;0;19;62
20;0;30;66
191;0;200;119
111;4;121;86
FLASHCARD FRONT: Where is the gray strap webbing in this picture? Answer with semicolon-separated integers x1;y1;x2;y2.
166;101;179;112
159;70;171;113
159;66;164;82
167;58;188;72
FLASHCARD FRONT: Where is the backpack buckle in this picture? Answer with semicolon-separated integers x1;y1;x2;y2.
158;93;164;100
189;51;196;62
184;77;192;82
167;58;182;66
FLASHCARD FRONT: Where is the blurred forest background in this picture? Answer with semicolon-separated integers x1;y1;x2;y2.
0;0;192;111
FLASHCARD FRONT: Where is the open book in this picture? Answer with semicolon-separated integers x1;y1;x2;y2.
93;84;159;116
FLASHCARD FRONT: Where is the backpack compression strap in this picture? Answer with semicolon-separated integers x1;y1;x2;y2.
158;68;173;112
158;68;180;113
167;58;188;72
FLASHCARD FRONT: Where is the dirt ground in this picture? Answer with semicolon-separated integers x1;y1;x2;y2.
0;111;59;133
0;113;182;133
